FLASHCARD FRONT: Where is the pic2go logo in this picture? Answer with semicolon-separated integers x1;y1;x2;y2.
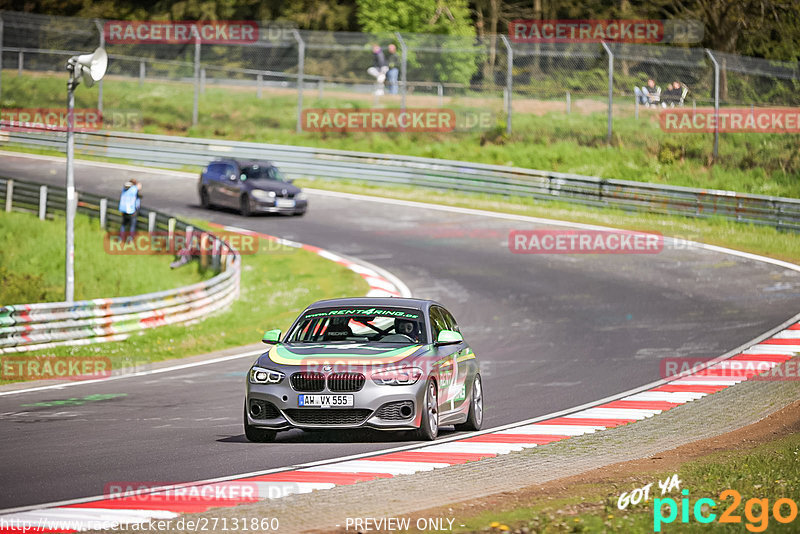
654;489;799;532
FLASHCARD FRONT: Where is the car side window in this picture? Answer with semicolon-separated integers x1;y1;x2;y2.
430;307;449;342
441;308;460;333
205;163;224;180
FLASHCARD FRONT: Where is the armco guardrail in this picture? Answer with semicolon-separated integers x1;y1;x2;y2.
3;128;800;231
0;177;240;353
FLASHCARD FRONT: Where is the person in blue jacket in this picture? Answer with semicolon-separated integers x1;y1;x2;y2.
118;178;141;241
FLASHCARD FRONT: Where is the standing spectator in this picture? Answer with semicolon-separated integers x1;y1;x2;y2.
118;179;141;241
367;44;388;95
633;78;660;107
386;43;400;95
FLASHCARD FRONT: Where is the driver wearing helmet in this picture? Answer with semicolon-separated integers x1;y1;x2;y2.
394;318;419;342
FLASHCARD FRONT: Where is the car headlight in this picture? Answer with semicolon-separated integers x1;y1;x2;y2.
249;366;285;384
295;192;308;201
371;367;423;386
251;190;276;201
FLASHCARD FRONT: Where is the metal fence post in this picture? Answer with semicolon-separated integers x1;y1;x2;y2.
39;185;47;220
139;60;145;86
437;83;443;107
168;217;176;252
200;67;206;94
4;179;12;212
500;35;513;134
257;73;262;98
566;91;571;114
601;41;613;143
192;38;200;127
395;32;407;110
292;29;305;133
705;49;720;162
99;197;107;228
17;50;22;76
95;19;104;114
148;211;156;233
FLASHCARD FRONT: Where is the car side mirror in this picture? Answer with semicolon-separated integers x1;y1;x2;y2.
436;330;463;345
262;329;282;344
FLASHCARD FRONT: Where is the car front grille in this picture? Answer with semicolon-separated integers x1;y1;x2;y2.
285;409;372;426
249;399;280;419
328;372;365;392
290;372;325;392
375;400;415;420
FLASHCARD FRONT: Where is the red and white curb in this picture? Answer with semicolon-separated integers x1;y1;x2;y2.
207;223;411;299
2;319;797;533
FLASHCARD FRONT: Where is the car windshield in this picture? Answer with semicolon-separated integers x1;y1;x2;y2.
286;307;427;344
241;165;287;182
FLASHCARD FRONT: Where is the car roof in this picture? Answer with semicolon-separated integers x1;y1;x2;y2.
305;297;444;313
212;158;275;168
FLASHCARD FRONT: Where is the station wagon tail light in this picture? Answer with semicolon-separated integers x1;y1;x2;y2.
372;367;423;386
249;367;285;384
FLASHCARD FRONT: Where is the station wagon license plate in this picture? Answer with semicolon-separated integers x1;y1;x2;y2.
276;199;296;208
298;394;353;407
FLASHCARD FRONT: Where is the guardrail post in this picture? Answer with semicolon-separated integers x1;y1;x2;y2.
148;211;156;233
139;60;145;87
168;217;176;252
39;185;47;220
192;38;200;127
99;197;107;228
395;32;407;111
17;50;22;76
95;19;105;114
437;83;443;107
601;41;613;143
257;73;262;98
706;49;720;162
292;29;305;133
566;91;571;114
500;35;513;134
4;179;12;212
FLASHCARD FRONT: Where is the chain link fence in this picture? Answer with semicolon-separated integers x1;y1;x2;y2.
1;10;799;164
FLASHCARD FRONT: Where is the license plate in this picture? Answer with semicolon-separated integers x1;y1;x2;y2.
298;394;353;407
276;199;296;208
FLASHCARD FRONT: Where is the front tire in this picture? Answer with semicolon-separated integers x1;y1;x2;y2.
244;403;276;442
415;379;439;441
240;195;252;217
455;374;483;431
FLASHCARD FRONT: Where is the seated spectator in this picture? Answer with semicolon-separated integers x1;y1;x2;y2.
662;82;677;107
633;78;661;107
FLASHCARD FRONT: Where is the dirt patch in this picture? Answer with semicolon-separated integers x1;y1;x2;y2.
366;398;800;533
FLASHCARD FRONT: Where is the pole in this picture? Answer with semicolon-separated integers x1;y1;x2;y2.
500;35;513;134
192;38;200;127
0;15;4;106
395;32;407;111
95;19;104;115
705;49;720;162
601;41;613;143
65;77;77;302
292;29;305;133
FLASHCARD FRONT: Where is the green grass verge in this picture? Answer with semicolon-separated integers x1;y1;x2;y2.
0;213;369;384
298;178;800;264
0;209;212;304
3;73;799;198
446;428;800;533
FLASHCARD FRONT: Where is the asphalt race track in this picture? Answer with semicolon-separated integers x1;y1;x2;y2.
1;152;799;510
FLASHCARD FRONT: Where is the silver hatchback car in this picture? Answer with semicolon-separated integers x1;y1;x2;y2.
244;297;483;441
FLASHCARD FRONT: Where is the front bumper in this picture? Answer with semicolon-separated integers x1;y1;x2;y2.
250;197;308;214
246;378;426;431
